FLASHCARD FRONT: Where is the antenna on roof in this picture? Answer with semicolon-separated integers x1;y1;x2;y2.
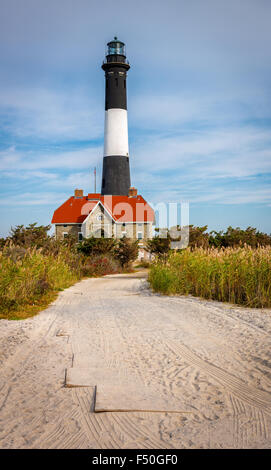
94;167;96;193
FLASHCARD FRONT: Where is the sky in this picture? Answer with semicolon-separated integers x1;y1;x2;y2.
0;0;271;237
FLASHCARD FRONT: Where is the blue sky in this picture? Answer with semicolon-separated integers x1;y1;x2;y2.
0;0;271;237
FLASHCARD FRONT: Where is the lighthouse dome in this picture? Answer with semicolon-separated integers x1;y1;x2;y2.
107;37;126;56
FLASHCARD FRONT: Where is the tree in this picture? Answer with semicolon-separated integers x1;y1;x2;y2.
168;225;209;250
77;236;116;256
8;223;51;248
114;237;139;269
209;226;271;248
147;225;209;258
146;233;171;261
188;225;209;249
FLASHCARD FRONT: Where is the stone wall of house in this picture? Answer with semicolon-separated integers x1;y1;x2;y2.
55;206;153;243
83;205;114;238
55;224;82;239
114;222;152;239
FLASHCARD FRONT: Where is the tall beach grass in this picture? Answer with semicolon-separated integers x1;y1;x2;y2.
0;245;120;319
148;246;271;308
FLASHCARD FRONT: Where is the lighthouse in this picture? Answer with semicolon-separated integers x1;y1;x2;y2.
52;37;155;247
101;37;131;196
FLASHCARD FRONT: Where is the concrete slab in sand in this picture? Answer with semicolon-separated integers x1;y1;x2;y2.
95;383;193;413
66;366;192;413
65;366;131;388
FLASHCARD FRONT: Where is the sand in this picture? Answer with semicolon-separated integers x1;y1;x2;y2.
0;271;271;449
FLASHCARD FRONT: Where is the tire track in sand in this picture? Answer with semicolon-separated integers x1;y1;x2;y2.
165;340;271;414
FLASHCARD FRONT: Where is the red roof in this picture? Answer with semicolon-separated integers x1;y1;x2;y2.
51;193;155;224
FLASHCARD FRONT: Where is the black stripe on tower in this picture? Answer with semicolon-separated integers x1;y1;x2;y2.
101;155;131;196
102;57;130;110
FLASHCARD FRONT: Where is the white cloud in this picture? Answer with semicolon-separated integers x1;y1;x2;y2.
132;126;271;179
0;86;103;141
0;145;102;171
0;191;69;207
1;122;271;208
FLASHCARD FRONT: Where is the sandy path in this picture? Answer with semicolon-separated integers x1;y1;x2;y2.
0;271;271;449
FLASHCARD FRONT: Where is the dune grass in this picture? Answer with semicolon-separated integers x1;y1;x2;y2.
0;246;121;320
148;246;271;308
0;248;80;320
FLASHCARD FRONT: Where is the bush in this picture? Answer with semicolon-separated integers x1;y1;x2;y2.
135;259;151;269
77;236;116;256
146;234;171;261
81;255;120;277
114;237;139;269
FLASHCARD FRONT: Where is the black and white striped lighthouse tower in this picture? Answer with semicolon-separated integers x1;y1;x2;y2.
101;37;131;196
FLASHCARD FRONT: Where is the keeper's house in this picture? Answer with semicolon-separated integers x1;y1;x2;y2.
52;188;154;255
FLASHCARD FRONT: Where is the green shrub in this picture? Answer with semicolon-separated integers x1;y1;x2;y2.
81;255;120;277
77;236;116;256
114;237;139;269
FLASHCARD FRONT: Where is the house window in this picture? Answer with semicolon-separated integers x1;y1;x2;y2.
63;224;67;227
137;232;143;240
78;232;83;241
63;232;68;239
121;232;127;238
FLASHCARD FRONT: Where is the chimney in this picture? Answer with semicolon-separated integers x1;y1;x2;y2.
74;189;83;198
128;187;137;197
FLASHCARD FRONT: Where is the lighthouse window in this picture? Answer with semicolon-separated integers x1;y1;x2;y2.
115;78;118;87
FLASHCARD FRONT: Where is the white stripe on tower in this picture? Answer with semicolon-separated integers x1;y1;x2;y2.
104;108;129;157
